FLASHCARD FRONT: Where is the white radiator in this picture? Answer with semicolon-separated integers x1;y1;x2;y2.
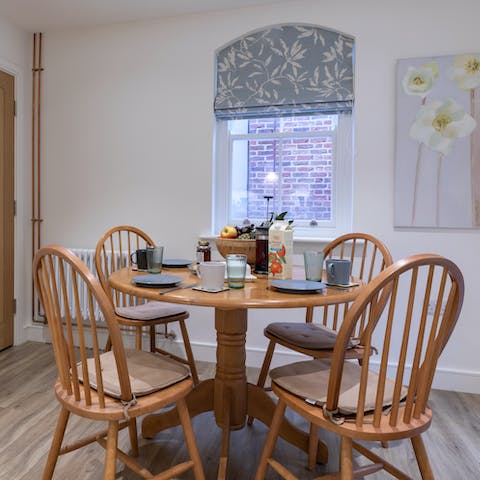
69;248;102;321
37;247;128;323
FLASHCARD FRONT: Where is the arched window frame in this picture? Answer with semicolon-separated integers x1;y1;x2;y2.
213;24;354;239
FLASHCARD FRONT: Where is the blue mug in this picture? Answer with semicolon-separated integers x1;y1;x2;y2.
326;258;351;285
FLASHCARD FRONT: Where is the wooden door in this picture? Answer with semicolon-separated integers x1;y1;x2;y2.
0;70;15;350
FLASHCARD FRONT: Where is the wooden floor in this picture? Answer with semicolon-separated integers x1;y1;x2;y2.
1;342;479;479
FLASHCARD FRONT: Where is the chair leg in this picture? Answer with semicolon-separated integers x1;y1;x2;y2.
411;435;434;480
179;319;199;385
104;421;119;480
42;407;70;480
247;340;276;426
135;327;142;350
308;423;319;470
128;418;139;457
177;397;205;480
149;325;156;352
340;436;354;480
104;335;112;352
255;398;287;480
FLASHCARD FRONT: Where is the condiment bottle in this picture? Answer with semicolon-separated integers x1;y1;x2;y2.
196;240;211;263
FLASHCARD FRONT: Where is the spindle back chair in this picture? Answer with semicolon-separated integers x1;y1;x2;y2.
255;254;464;479
253;233;393;396
95;225;198;383
34;245;205;480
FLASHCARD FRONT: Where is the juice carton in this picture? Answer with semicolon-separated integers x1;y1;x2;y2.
268;220;293;279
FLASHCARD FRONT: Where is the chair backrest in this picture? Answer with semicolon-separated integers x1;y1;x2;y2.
95;225;154;308
312;233;393;336
33;245;134;404
326;254;464;429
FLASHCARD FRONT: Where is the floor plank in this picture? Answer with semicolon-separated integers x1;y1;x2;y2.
0;342;479;479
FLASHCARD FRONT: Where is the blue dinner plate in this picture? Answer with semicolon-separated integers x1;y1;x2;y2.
132;274;182;287
162;259;193;268
270;279;326;294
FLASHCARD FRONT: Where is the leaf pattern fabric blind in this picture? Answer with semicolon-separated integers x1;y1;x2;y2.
214;24;354;119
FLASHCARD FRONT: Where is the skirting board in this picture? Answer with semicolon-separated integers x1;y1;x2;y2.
25;323;480;395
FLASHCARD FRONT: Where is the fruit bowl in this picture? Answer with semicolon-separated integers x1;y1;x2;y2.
214;237;256;266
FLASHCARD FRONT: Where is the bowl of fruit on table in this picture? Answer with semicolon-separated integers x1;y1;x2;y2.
215;224;256;266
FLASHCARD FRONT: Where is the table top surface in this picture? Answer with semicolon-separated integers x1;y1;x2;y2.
108;266;363;310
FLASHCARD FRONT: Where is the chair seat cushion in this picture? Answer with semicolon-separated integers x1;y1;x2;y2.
115;301;187;321
270;359;406;415
266;322;359;350
79;349;190;399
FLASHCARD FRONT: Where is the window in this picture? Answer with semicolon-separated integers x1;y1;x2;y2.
213;24;354;238
214;112;352;238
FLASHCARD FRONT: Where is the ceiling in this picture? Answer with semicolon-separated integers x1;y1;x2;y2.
0;0;286;32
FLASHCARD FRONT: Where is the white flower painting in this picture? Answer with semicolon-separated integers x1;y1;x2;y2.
395;54;480;228
402;63;438;97
409;98;475;156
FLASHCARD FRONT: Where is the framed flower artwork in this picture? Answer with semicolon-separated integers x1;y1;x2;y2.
394;53;480;228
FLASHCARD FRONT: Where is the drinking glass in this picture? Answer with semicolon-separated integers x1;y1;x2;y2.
226;254;247;289
303;251;324;282
146;246;163;274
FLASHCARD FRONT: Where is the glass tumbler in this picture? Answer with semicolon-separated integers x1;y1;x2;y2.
226;254;247;289
303;251;324;282
146;246;164;274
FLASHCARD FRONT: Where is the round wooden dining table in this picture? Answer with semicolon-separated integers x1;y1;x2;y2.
109;266;362;478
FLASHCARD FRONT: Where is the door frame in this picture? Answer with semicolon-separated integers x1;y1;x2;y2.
0;56;27;345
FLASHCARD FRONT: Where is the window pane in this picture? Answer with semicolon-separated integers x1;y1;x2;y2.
248;138;279;220
248;115;336;134
279;136;333;221
230;114;335;224
230;139;249;220
230;138;279;221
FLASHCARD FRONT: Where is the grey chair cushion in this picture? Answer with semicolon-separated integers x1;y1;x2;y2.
115;301;186;321
78;349;190;398
270;358;407;415
266;322;359;350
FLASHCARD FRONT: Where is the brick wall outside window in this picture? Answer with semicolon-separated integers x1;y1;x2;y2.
247;115;335;222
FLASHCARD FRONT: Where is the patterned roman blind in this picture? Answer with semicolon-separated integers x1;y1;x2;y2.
214;24;354;119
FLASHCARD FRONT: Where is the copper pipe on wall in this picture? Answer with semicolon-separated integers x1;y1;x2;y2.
31;33;36;318
37;33;42;252
31;32;44;321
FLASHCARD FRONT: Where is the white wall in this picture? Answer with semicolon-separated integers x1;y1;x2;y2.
0;15;32;346
27;0;480;392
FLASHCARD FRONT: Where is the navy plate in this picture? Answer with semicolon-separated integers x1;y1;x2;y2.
270;279;326;294
132;274;182;287
162;259;193;268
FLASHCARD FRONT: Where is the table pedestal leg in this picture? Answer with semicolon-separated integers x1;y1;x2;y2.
214;309;247;430
141;307;328;474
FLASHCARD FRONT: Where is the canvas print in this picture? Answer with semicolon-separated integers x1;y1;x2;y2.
395;53;480;228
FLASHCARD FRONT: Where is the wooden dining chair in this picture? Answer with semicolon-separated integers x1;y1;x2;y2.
255;253;464;479
34;245;205;480
95;225;198;384
249;233;393;436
